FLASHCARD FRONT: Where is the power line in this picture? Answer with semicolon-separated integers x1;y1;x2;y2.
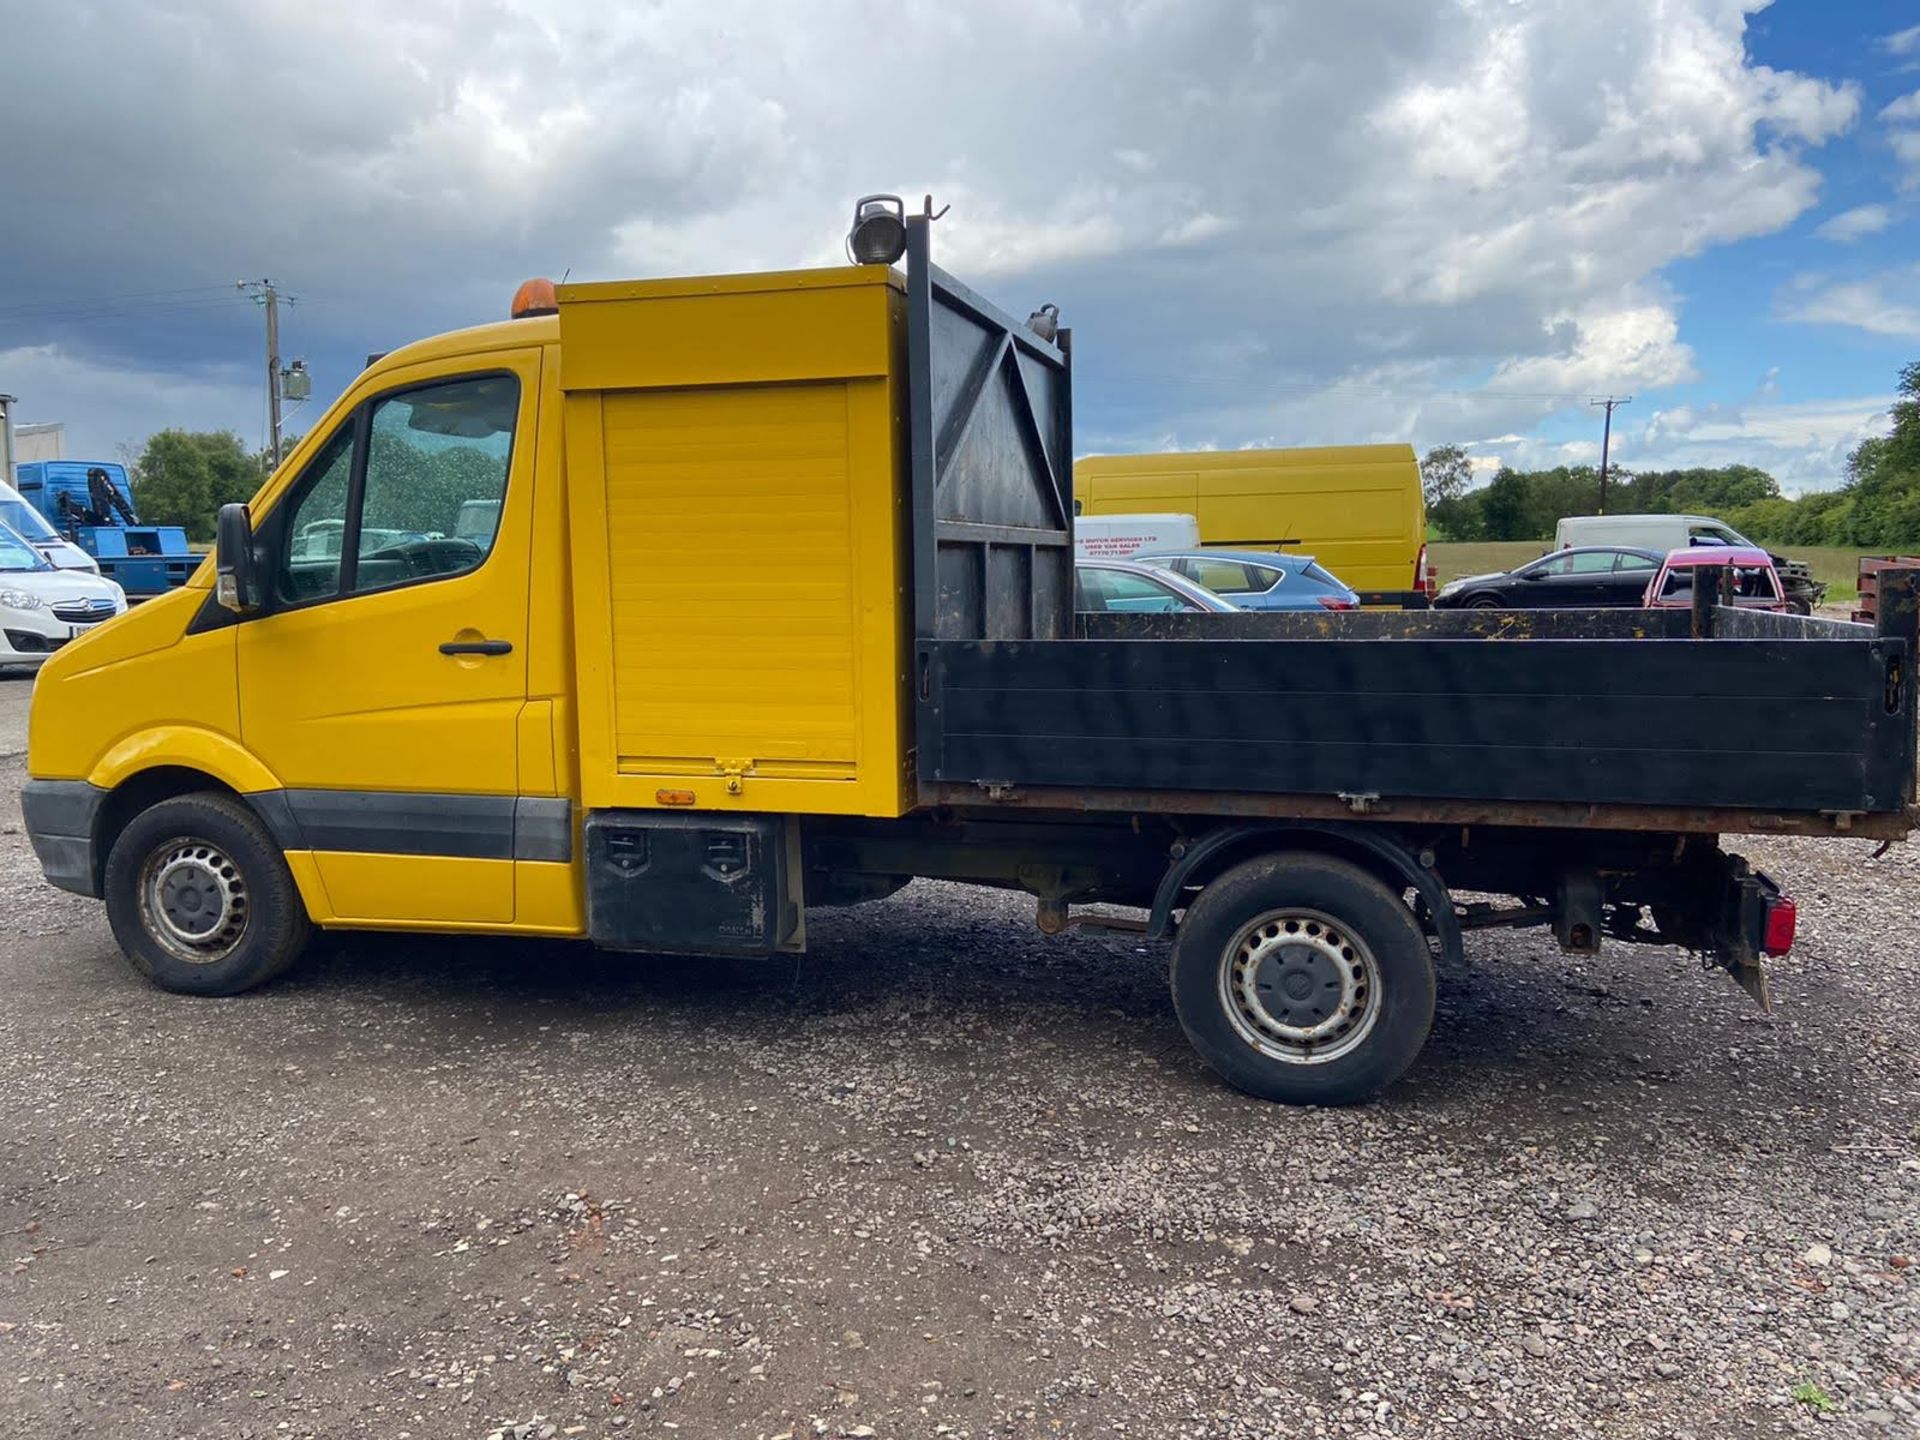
0;284;239;320
0;298;258;332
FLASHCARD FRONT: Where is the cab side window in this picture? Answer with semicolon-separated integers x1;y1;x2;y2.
278;430;355;603
271;373;519;607
353;377;516;595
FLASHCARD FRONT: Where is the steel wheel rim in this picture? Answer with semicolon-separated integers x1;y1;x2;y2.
1218;907;1383;1065
138;838;249;965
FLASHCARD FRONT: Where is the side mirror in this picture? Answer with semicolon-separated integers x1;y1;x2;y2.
1520;568;1546;580
214;503;259;614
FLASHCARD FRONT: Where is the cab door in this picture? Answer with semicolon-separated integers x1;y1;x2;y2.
236;354;540;925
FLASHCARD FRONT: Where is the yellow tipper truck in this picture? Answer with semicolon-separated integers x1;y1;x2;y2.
20;199;1920;1104
1075;445;1434;604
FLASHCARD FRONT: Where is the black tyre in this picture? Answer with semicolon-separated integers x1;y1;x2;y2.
1467;595;1502;610
1170;853;1436;1104
103;792;311;996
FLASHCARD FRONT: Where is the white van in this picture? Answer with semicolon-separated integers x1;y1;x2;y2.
1554;513;1753;552
1554;513;1822;611
0;479;99;572
1072;512;1200;561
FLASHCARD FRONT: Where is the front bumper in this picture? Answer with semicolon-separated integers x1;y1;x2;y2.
19;779;106;896
0;607;113;665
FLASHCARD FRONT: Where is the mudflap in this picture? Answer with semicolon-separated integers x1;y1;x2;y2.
1708;858;1781;1014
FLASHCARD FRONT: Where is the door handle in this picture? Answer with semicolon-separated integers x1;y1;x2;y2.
439;638;513;656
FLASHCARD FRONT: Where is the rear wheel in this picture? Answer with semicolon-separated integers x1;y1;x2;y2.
1170;853;1436;1104
104;792;311;996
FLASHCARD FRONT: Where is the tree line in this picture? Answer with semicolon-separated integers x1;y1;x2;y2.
125;430;284;543
1423;360;1920;550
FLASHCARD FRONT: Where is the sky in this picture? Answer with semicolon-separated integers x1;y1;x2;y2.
2;0;1918;495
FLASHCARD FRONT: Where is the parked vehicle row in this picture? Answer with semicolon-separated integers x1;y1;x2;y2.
1555;513;1824;613
1433;542;1791;613
0;521;128;667
1075;444;1435;604
13;461;198;601
1075;552;1362;615
1081;536;1786;619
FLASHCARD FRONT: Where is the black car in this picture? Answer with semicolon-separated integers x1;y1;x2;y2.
1432;545;1665;609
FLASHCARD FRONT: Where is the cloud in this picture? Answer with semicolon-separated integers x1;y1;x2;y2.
1894;130;1920;191
0;344;262;460
1620;394;1893;493
1885;90;1920;189
1813;204;1893;242
0;0;1865;475
1779;266;1920;338
1885;25;1920;57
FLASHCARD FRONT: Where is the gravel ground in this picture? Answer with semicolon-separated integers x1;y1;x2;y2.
0;671;1914;1438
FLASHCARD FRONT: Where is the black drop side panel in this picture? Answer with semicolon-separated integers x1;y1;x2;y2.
921;636;1913;814
905;214;1073;645
584;812;802;955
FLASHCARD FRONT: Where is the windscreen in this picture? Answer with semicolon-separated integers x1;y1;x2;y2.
0;497;58;542
0;525;51;571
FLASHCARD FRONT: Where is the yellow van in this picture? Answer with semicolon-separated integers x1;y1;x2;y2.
1074;445;1432;602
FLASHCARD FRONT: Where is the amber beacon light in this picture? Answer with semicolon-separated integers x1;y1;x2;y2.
510;278;559;318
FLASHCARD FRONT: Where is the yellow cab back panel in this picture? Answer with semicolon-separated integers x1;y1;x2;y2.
558;267;911;818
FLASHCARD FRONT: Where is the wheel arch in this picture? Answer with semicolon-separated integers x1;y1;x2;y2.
92;766;249;897
86;753;324;921
89;726;281;795
1148;822;1461;965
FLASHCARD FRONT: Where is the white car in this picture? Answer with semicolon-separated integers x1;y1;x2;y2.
0;478;99;572
0;522;126;667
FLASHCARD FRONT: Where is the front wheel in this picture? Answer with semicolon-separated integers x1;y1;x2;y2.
1467;595;1502;610
103;792;312;996
1170;853;1436;1104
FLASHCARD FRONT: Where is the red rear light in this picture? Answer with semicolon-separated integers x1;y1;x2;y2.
1315;595;1357;610
1414;543;1436;596
1761;896;1797;956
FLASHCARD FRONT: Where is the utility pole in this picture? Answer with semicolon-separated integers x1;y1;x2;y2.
238;279;285;468
0;394;15;484
1589;395;1631;514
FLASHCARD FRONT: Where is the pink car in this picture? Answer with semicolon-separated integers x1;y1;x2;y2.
1643;546;1788;612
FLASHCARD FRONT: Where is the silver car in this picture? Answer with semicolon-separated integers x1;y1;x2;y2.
1074;558;1237;613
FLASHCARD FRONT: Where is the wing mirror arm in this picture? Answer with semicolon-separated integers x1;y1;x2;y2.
215;503;261;614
